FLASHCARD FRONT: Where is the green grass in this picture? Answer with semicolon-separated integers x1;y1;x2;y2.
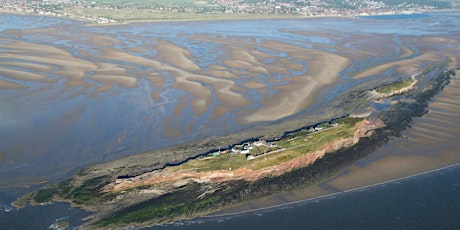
64;7;301;22
174;152;248;172
249;118;363;170
96;184;221;227
58;176;110;205
91;0;209;8
376;79;415;94
33;188;56;203
174;117;364;172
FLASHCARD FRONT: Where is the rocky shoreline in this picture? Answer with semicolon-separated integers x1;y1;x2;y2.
13;66;455;229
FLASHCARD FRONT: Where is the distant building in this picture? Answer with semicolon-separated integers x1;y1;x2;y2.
241;149;250;154
315;127;324;131
253;140;268;147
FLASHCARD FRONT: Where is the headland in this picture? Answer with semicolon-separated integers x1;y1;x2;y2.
13;66;455;229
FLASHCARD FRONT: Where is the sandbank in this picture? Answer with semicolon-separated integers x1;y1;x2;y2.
154;40;201;72
0;67;48;81
211;71;460;217
353;52;438;79
241;40;350;123
0;79;26;89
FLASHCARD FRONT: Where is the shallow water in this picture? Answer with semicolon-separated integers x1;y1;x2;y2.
147;71;460;230
148;164;460;230
0;11;460;214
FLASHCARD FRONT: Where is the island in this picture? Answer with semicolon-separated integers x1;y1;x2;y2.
13;64;455;229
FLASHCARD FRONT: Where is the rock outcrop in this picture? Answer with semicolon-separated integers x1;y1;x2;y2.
104;118;385;193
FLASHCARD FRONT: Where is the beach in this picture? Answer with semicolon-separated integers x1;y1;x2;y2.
209;70;460;216
1;12;460;228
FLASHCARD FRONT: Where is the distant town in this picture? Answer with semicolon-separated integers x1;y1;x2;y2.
1;0;458;23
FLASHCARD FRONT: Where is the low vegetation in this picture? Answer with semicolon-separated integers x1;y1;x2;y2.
92;68;454;227
14;66;454;229
376;79;415;94
173;117;363;172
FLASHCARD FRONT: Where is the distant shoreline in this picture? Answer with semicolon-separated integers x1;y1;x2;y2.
4;9;458;26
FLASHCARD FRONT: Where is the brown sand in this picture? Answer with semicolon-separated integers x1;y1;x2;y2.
241;40;350;123
353;52;438;79
154;40;201;72
0;67;48;81
397;45;414;59
213;71;460;216
0;79;26;89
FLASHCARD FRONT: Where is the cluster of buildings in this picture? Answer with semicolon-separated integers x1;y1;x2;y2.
212;0;445;16
1;0;454;23
0;0;117;23
228;140;276;160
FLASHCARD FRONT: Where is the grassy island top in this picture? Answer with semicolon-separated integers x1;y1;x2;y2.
12;66;455;229
376;78;416;94
172;117;363;173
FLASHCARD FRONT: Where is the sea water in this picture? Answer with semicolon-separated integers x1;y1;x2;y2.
149;164;460;230
1;11;460;229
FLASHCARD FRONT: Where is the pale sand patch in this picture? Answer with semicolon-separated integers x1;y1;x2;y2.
93;84;114;92
244;79;266;89
241;40;350;123
146;76;165;88
99;47;248;116
208;64;227;71
353;52;439;79
222;60;268;74
397;45;414;59
91;74;137;88
205;69;238;79
232;69;263;77
124;47;149;53
0;37;69;56
250;50;273;59
0;39;97;85
90;63;138;88
228;47;260;64
0;67;48;81
264;61;291;75
314;42;377;57
87;34;122;46
445;53;459;69
225;47;271;74
326;154;460;192
154;39;201;72
0;79;25;89
1;61;53;72
210;183;332;216
278;57;304;71
208;81;250;119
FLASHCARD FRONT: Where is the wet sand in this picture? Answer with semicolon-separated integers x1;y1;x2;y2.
241;40;351;123
1;13;460;199
211;70;460;216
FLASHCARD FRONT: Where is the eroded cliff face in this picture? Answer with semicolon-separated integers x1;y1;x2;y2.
103;118;385;194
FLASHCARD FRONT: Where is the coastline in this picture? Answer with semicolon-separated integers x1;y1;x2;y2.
2;10;459;228
205;162;460;220
4;9;457;26
11;66;454;229
200;68;460;218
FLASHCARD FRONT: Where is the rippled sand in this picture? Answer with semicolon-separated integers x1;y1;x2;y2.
1;14;460;193
215;70;460;214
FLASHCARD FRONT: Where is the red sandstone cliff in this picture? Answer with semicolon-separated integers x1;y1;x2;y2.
103;118;385;193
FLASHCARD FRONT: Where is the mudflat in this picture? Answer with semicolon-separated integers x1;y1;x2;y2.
1;13;459;208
